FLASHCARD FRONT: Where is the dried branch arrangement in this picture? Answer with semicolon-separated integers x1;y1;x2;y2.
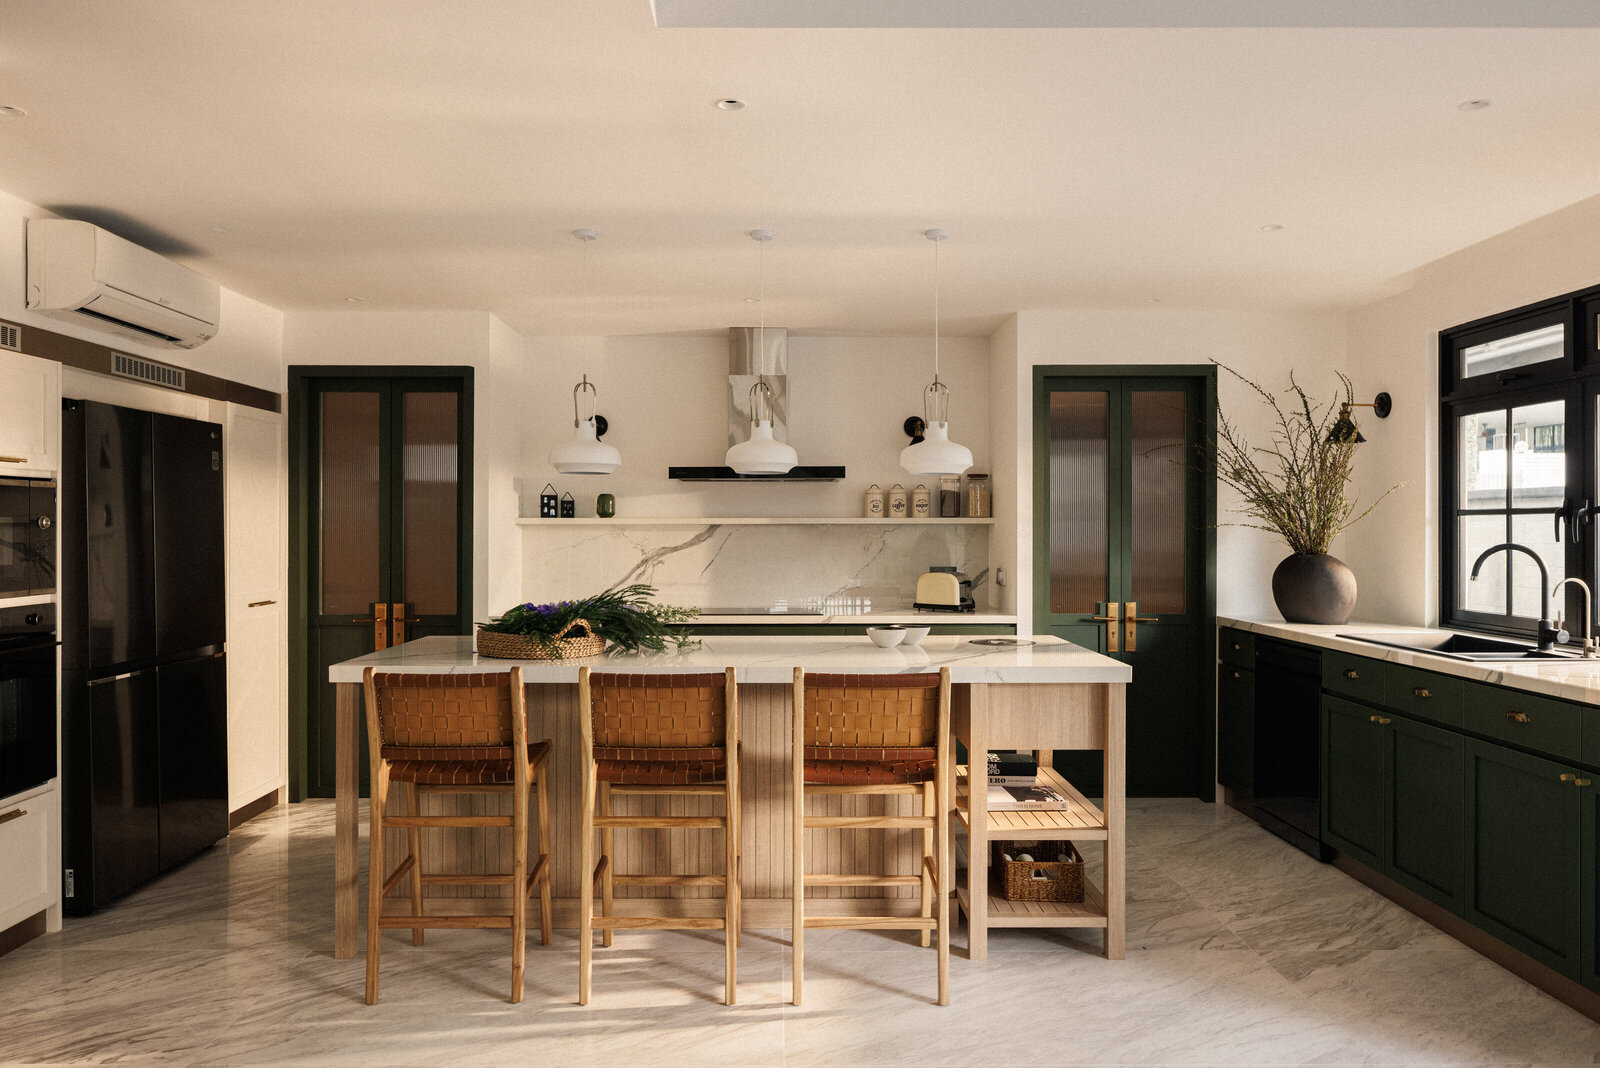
1210;363;1403;555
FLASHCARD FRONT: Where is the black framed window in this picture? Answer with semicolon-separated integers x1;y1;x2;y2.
1441;292;1597;638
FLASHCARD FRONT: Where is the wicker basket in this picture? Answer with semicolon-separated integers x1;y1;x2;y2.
475;618;606;660
991;840;1084;902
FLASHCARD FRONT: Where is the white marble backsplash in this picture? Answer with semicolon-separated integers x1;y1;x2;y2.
518;522;989;611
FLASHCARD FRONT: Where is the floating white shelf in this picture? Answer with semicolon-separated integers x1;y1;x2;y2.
515;516;996;527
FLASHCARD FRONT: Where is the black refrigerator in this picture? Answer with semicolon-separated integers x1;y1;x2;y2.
60;398;228;914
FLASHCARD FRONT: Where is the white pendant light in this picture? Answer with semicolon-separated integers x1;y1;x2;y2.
549;228;621;475
901;228;973;476
725;228;799;475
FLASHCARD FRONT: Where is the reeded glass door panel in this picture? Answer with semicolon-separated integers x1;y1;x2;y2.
319;392;380;615
401;391;459;616
1048;391;1109;615
1129;390;1187;615
1510;399;1566;508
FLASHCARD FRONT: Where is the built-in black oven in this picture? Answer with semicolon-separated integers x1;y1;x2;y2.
0;477;56;597
0;602;57;798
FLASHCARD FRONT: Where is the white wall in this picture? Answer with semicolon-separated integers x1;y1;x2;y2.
1005;308;1351;628
1344;191;1600;626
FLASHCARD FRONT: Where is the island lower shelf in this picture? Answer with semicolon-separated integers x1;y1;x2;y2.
955;764;1112;928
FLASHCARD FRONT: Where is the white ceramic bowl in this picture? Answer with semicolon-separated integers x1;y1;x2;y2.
866;626;907;647
899;625;931;646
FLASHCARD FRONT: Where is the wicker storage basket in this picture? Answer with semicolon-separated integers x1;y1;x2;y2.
991;840;1084;902
475;618;606;660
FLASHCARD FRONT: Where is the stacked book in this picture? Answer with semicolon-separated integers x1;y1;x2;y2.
984;750;1070;810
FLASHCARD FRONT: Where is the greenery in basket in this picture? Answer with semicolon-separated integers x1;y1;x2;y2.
477;583;699;654
1209;363;1404;555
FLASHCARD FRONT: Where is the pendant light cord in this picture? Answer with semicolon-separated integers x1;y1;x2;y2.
932;233;941;388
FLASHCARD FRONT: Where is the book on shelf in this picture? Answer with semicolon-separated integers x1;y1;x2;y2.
986;783;1070;811
988;774;1039;786
986;749;1037;782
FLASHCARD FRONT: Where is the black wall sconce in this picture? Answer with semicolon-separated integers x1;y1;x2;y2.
1328;391;1392;444
903;415;926;444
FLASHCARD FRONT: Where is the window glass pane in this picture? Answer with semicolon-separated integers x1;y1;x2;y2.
1460;515;1510;614
1509;513;1565;618
1510;399;1566;508
1460;323;1563;379
1129;390;1187;614
1459;409;1507;508
1048;391;1108;615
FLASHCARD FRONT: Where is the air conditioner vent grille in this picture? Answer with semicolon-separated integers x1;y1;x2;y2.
0;321;19;352
112;352;187;391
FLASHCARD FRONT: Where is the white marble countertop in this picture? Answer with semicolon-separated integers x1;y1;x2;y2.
329;634;1129;685
692;606;1017;625
1220;617;1600;705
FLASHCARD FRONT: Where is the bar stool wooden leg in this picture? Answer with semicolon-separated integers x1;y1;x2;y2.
405;783;424;946
920;780;934;949
725;772;738;1005
599;782;615;949
536;773;553;945
512;770;529;1004
364;768;390;1005
791;665;805;1006
937;741;951;1006
579;762;596;1006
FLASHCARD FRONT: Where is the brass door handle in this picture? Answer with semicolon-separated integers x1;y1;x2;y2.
248;599;277;608
1343;669;1360;679
1369;715;1391;725
1505;711;1531;724
1090;603;1120;653
1412;688;1432;699
1123;602;1156;652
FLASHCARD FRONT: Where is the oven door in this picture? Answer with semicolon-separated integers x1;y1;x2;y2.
0;478;54;596
0;627;57;798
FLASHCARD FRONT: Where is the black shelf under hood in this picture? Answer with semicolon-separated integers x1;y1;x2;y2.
668;465;845;482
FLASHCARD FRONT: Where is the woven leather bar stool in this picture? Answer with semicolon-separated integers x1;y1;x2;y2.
791;666;951;1006
362;666;553;1004
577;667;740;1005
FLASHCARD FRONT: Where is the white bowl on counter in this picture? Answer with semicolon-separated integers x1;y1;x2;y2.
899;625;931;646
866;625;907;647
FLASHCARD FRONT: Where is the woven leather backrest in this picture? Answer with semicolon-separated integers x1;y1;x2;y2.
371;671;516;748
588;672;727;748
803;672;942;748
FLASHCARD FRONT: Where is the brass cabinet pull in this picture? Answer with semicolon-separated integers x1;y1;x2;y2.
1560;773;1592;786
1231;671;1242;679
1343;669;1360;679
0;808;26;826
1369;715;1391;725
1505;711;1531;724
0;456;26;464
1231;642;1242;651
247;599;277;608
1413;687;1432;699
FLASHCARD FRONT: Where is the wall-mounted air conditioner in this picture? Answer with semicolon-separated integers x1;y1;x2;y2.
26;219;220;349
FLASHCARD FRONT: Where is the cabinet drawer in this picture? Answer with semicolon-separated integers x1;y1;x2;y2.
1322;652;1387;705
1387;665;1464;729
0;800;48;914
1464;687;1581;763
1218;628;1254;669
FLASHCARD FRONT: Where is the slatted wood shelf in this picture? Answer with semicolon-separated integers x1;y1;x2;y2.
954;765;1108;840
956;876;1108;927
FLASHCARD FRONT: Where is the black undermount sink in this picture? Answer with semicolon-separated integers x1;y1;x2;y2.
1337;630;1580;661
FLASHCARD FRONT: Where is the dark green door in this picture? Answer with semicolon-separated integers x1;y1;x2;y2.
1464;738;1582;977
295;372;472;798
1033;372;1213;797
1386;714;1464;912
1321;696;1385;868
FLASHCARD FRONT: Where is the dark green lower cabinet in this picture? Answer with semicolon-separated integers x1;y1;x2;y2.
1217;666;1254;797
1322;698;1464;913
1465;738;1583;979
1583;780;1600;990
1386;716;1464;912
1322;697;1386;869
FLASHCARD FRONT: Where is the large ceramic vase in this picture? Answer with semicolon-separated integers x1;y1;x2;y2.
1271;553;1357;625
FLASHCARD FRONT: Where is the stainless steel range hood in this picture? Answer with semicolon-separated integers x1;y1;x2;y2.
669;327;845;481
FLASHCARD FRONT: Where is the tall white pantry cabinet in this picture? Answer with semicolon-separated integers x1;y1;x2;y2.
0;347;62;936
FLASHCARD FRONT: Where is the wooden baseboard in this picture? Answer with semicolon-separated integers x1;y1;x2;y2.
0;911;46;960
230;788;283;830
1331;853;1600;1024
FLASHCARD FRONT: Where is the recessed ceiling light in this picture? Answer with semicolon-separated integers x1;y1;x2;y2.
1145;298;1162;303
744;296;761;303
1260;224;1284;232
0;106;27;118
210;225;230;233
1458;99;1491;111
344;296;365;303
715;99;746;111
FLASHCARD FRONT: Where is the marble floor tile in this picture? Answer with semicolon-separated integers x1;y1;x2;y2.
3;797;1600;1066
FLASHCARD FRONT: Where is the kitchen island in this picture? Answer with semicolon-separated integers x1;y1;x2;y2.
328;634;1129;961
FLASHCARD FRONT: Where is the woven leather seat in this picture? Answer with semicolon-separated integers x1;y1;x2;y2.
791;668;951;1006
362;667;553;1005
578;668;741;1005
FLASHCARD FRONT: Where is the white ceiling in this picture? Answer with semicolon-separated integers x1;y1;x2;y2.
3;2;1600;338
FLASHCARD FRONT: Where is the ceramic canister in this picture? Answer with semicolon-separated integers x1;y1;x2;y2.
864;483;884;518
887;483;908;518
911;484;931;518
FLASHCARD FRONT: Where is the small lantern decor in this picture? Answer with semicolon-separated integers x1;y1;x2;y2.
560;492;576;518
539;483;558;518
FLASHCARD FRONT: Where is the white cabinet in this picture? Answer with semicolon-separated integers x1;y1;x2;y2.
0;350;60;474
0;782;59;934
225;403;286;813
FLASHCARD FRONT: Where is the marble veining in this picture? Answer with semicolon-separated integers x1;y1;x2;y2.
2;798;1596;1065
